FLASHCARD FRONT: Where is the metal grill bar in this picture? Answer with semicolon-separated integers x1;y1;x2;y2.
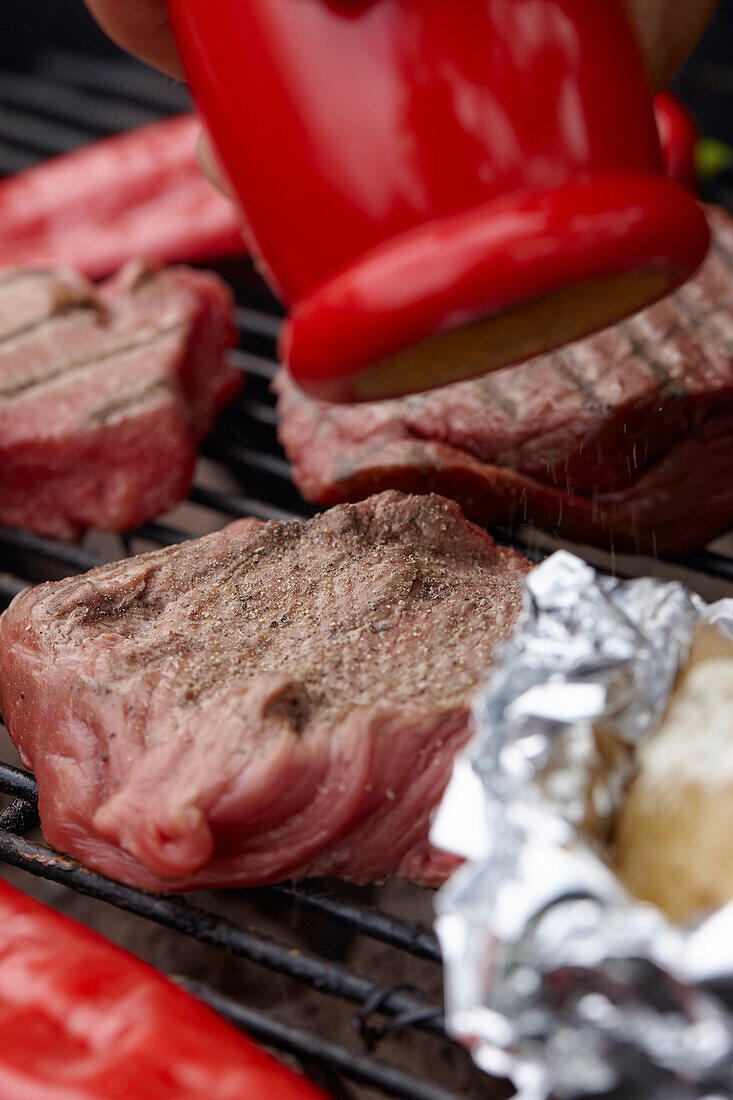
235;307;284;340
0;573;29;604
266;883;441;963
178;978;462;1100
0;140;42;173
227;347;280;381
206;440;295;481
0;762;39;803
0;825;446;1036
189;485;302;523
678;548;733;583
0;100;98;154
37;50;191;113
239;397;281;427
0;798;452;1100
0;70;161;132
0;758;442;987
134;522;189;547
0;526;104;572
0;799;39;834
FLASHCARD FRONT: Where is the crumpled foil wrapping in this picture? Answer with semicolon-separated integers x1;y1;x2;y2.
431;551;733;1100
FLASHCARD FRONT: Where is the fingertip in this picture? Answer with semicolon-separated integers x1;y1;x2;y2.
84;0;185;80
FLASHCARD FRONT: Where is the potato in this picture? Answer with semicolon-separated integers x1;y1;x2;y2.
615;626;733;924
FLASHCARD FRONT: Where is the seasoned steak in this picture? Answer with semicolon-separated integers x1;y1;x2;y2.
276;206;733;556
0;259;238;539
0;492;531;892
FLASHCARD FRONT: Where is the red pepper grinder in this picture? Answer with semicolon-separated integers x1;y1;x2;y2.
167;0;710;403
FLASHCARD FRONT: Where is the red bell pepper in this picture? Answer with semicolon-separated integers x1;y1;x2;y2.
0;876;327;1100
654;90;700;188
0;114;245;278
654;90;733;189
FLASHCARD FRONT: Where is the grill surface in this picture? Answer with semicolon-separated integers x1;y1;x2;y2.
0;12;732;1100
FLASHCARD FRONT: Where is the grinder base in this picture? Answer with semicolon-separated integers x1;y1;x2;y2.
283;174;710;403
349;269;671;402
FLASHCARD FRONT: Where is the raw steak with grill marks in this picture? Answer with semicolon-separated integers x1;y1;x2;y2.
0;492;531;892
276;206;733;556
0;259;239;539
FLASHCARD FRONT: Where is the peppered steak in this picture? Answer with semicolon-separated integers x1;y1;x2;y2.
0;259;238;539
276;206;733;556
0;492;531;892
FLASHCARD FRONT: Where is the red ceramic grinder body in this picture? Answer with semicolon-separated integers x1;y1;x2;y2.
167;0;710;402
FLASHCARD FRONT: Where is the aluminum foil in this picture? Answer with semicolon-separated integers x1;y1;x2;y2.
432;551;733;1100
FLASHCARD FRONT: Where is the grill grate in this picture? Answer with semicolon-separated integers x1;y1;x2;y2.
0;24;732;1100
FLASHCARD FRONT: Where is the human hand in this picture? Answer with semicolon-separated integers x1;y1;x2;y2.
630;0;721;89
83;0;228;193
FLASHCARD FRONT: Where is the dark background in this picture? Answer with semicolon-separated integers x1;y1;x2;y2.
0;0;732;142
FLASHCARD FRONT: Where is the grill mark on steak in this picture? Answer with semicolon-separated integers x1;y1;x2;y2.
0;306;98;385
619;321;688;402
0;297;91;348
82;378;179;429
473;374;517;419
0;321;187;404
671;290;713;337
0;268;58;289
553;351;605;414
711;234;733;274
119;264;159;294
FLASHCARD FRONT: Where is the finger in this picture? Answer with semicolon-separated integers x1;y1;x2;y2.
83;0;184;79
626;0;721;90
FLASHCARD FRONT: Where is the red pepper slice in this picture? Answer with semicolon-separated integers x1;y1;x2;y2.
0;114;246;278
654;90;700;189
0;877;328;1099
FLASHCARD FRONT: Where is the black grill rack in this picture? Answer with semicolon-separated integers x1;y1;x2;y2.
0;25;731;1100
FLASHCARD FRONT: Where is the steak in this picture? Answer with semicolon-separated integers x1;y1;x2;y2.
276;206;733;556
0;492;531;892
0;259;239;539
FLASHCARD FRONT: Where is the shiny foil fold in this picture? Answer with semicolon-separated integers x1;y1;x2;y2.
432;551;733;1099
